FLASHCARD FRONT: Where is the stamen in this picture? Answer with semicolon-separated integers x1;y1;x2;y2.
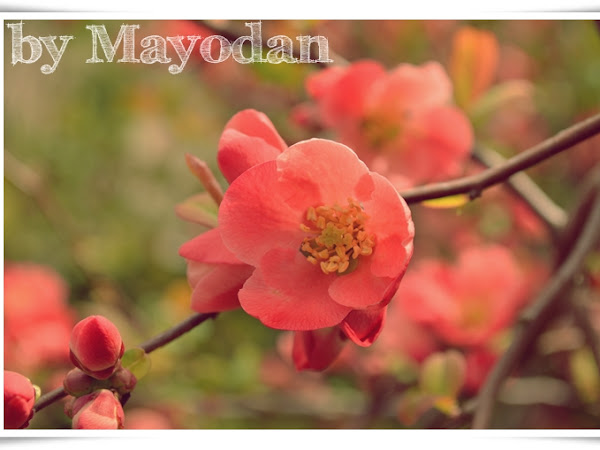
299;198;376;275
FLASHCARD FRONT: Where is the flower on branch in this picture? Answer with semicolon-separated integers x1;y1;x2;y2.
303;60;473;189
180;109;415;370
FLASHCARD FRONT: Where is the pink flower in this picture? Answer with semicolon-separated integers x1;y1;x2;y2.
218;138;415;340
397;245;524;347
4;370;36;429
67;389;124;429
305;60;473;189
4;263;76;373
180;110;414;370
69;316;124;380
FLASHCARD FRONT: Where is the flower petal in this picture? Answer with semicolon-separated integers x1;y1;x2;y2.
277;139;370;207
189;262;254;313
218;129;284;183
341;305;387;347
179;228;243;265
238;248;352;330
224;109;287;152
219;160;306;267
292;328;347;371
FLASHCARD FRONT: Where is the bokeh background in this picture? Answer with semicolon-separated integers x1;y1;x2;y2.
4;20;600;429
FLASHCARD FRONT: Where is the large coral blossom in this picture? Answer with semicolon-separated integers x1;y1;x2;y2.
218;138;415;342
305;60;473;189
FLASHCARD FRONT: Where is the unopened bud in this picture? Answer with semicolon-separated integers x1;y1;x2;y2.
70;389;125;429
4;371;36;429
69;315;124;380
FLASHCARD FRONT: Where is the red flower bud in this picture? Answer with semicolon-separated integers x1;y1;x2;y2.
69;389;125;429
69;315;124;380
4;370;35;429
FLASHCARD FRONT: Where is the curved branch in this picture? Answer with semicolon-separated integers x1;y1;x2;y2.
472;192;600;429
33;312;219;413
400;113;600;204
471;147;567;236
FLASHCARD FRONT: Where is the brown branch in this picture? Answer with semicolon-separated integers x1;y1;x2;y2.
33;312;219;413
399;113;600;204
472;191;600;429
139;312;218;353
471;146;567;236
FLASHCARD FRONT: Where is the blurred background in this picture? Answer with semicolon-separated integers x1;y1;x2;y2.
4;20;600;429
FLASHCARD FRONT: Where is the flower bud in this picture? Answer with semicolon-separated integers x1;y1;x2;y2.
63;368;101;397
69;315;124;380
69;389;125;429
109;367;137;396
4;370;35;429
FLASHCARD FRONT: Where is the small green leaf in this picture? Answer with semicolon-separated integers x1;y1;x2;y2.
121;347;151;381
422;194;470;210
174;192;219;227
419;350;466;397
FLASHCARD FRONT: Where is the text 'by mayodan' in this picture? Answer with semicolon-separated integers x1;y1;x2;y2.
6;22;334;75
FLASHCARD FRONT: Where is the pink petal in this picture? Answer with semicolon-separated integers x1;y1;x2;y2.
188;262;254;313
362;172;414;278
219;160;307;267
238;248;352;330
224;109;287;152
317;60;386;128
368;61;453;117
179;228;243;265
397;106;473;183
328;258;393;309
217;129;284;183
277;139;371;207
292;328;347;371
341;305;387;347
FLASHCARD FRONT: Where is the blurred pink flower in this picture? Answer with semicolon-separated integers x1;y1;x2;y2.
4;263;76;373
397;245;525;347
305;60;473;189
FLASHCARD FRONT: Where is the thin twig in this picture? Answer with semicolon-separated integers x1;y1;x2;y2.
472;192;600;429
33;312;219;413
32;387;69;413
399;113;600;204
139;312;218;353
471;146;567;237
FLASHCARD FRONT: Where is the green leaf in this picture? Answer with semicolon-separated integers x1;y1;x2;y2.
419;350;466;397
121;347;152;381
174;192;219;228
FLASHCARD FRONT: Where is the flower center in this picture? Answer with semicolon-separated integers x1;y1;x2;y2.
299;198;376;275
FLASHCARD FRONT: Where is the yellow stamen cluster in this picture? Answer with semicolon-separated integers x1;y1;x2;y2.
299;198;376;275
